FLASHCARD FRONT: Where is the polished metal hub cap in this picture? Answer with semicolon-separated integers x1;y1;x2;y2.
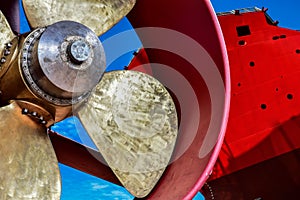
20;21;106;105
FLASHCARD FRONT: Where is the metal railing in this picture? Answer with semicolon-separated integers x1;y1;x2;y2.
217;7;262;16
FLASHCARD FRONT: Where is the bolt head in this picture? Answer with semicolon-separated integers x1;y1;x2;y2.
31;111;37;117
5;42;12;49
69;40;90;63
4;49;10;56
22;108;29;115
0;57;6;64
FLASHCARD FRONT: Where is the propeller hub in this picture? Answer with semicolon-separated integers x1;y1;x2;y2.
20;21;106;105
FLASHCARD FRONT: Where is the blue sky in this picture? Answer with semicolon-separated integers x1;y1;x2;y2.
18;0;300;199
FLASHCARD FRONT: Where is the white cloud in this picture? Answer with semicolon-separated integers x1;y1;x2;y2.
91;182;109;191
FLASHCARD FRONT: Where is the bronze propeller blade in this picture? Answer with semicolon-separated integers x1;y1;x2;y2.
0;102;61;199
77;70;178;198
22;0;136;36
0;10;15;56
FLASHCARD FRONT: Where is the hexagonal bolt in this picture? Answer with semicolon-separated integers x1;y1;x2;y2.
0;57;6;64
5;42;12;49
4;49;10;56
68;40;91;64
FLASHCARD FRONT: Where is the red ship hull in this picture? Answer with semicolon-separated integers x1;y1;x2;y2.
211;9;300;180
203;7;300;199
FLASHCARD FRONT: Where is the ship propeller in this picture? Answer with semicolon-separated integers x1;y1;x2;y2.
0;0;178;198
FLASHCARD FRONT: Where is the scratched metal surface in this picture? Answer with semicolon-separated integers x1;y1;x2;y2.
78;70;178;198
0;102;61;200
37;20;105;95
22;0;136;36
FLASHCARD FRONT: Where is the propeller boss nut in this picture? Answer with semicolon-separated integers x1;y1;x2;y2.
68;40;91;64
